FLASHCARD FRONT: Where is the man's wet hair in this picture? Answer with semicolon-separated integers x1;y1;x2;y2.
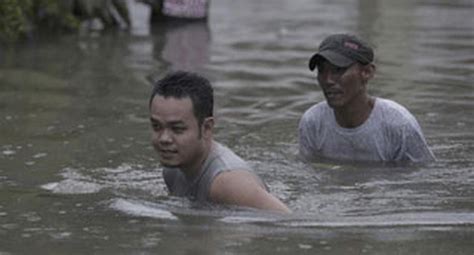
150;71;214;125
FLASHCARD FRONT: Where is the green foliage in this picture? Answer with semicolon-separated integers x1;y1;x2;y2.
0;0;33;42
0;0;130;43
32;0;80;32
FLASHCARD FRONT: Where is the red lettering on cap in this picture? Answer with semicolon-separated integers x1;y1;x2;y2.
344;41;359;50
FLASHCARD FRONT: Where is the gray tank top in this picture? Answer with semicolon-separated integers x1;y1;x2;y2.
163;141;258;202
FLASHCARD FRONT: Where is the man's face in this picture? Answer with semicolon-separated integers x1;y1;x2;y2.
316;60;366;109
150;95;209;172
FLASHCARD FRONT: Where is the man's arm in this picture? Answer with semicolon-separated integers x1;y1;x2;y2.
209;170;291;214
298;108;322;160
403;125;436;163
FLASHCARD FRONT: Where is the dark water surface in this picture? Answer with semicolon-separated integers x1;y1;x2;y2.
1;0;474;254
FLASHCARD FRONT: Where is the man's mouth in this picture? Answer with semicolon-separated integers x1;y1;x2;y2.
159;149;178;157
325;90;342;99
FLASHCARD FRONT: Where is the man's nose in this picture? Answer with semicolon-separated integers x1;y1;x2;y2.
319;70;337;86
158;129;173;143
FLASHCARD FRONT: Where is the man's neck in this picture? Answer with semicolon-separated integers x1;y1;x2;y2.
182;140;214;180
333;95;375;128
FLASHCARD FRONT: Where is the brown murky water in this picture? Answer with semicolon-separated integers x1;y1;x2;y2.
1;0;473;254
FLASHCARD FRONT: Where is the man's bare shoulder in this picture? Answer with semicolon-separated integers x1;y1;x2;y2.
209;170;290;214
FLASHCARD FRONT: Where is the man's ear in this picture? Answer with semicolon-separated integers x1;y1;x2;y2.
202;117;214;139
361;63;376;82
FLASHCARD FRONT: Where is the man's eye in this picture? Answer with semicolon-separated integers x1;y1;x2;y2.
172;127;186;133
151;123;162;130
334;67;347;74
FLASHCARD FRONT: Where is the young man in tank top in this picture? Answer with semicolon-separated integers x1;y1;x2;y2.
299;34;436;163
149;71;290;213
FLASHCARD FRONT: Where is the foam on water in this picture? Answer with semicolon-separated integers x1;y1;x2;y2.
109;198;178;220
277;212;474;228
41;180;102;194
40;163;166;196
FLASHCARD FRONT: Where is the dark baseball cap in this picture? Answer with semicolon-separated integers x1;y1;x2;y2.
309;34;374;71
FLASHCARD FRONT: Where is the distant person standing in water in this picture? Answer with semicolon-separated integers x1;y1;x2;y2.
298;34;436;163
150;71;290;213
139;0;210;21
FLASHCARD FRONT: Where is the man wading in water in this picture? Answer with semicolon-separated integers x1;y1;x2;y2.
150;71;290;213
299;34;436;163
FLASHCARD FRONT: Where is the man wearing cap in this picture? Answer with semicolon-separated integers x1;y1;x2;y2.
298;34;436;163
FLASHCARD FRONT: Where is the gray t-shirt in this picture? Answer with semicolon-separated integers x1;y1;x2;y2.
163;141;262;202
298;98;436;162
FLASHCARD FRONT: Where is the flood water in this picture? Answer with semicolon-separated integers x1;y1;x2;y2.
1;0;474;254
